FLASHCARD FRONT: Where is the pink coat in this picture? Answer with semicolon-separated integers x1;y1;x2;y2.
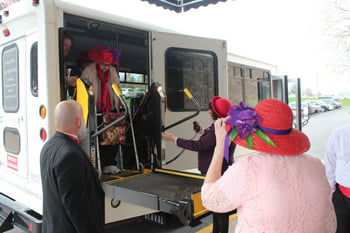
201;152;336;233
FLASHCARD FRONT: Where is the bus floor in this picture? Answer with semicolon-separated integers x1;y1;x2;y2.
105;212;238;233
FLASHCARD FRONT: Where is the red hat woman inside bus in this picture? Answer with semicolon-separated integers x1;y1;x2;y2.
81;45;121;113
81;45;122;174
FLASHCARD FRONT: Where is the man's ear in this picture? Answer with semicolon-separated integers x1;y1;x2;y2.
75;117;81;128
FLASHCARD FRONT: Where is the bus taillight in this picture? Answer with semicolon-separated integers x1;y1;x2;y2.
32;0;39;6
40;129;47;141
39;105;46;118
3;29;10;37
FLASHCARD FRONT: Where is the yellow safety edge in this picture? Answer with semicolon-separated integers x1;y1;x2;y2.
76;78;89;126
103;169;153;185
154;168;205;180
192;192;208;218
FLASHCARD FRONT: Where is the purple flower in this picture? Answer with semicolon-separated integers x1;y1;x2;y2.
225;101;261;139
105;47;120;64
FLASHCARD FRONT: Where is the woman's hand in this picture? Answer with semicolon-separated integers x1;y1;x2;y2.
162;132;176;142
214;118;227;147
67;75;78;87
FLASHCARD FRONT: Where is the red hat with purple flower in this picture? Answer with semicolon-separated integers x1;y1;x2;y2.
224;99;310;160
88;45;120;65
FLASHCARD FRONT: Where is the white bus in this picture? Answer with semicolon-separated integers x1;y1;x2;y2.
0;0;228;231
0;0;283;231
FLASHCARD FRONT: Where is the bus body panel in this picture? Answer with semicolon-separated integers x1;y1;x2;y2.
151;31;228;171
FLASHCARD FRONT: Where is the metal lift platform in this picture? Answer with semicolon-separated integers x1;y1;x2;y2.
101;168;207;225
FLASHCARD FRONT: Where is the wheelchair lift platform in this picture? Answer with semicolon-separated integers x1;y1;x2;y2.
101;168;207;225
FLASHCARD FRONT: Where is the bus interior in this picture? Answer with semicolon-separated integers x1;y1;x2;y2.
63;13;156;170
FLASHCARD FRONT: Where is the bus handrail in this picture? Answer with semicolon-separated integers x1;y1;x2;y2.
163;88;200;131
91;84;128;139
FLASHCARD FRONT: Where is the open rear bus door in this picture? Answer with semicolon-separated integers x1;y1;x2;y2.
76;79;207;225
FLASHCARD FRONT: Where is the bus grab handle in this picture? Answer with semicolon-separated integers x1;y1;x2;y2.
163;88;200;131
91;84;128;138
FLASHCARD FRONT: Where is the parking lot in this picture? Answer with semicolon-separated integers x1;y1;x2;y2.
302;106;349;161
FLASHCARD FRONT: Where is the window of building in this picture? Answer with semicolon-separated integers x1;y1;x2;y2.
233;66;243;78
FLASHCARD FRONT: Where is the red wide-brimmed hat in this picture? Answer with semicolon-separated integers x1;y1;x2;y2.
225;99;310;156
88;45;120;65
212;96;232;118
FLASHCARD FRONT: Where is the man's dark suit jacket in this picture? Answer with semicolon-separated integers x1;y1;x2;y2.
40;132;105;233
176;123;236;174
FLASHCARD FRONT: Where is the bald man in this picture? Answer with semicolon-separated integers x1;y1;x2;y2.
40;100;105;233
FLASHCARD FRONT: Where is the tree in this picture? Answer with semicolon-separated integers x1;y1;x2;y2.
322;0;350;77
303;88;314;97
288;83;297;96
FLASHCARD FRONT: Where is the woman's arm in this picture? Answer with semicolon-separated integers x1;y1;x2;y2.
204;118;226;184
201;118;243;212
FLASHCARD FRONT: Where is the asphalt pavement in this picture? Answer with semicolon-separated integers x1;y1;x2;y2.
302;106;349;161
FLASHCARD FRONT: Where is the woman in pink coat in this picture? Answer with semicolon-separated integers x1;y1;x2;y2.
201;99;336;233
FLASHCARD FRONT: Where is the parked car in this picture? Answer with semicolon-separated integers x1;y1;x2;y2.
315;100;334;111
289;102;310;115
323;99;342;109
307;100;325;112
303;101;322;113
319;96;342;108
121;88;138;98
289;102;310;128
133;88;146;97
333;99;342;108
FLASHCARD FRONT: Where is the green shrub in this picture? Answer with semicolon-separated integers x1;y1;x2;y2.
342;98;350;106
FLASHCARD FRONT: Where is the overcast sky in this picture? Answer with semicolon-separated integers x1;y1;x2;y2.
64;0;327;92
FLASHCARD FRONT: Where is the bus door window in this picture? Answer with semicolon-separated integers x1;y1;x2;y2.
165;48;218;112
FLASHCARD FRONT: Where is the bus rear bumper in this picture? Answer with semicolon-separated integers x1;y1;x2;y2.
0;193;42;233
